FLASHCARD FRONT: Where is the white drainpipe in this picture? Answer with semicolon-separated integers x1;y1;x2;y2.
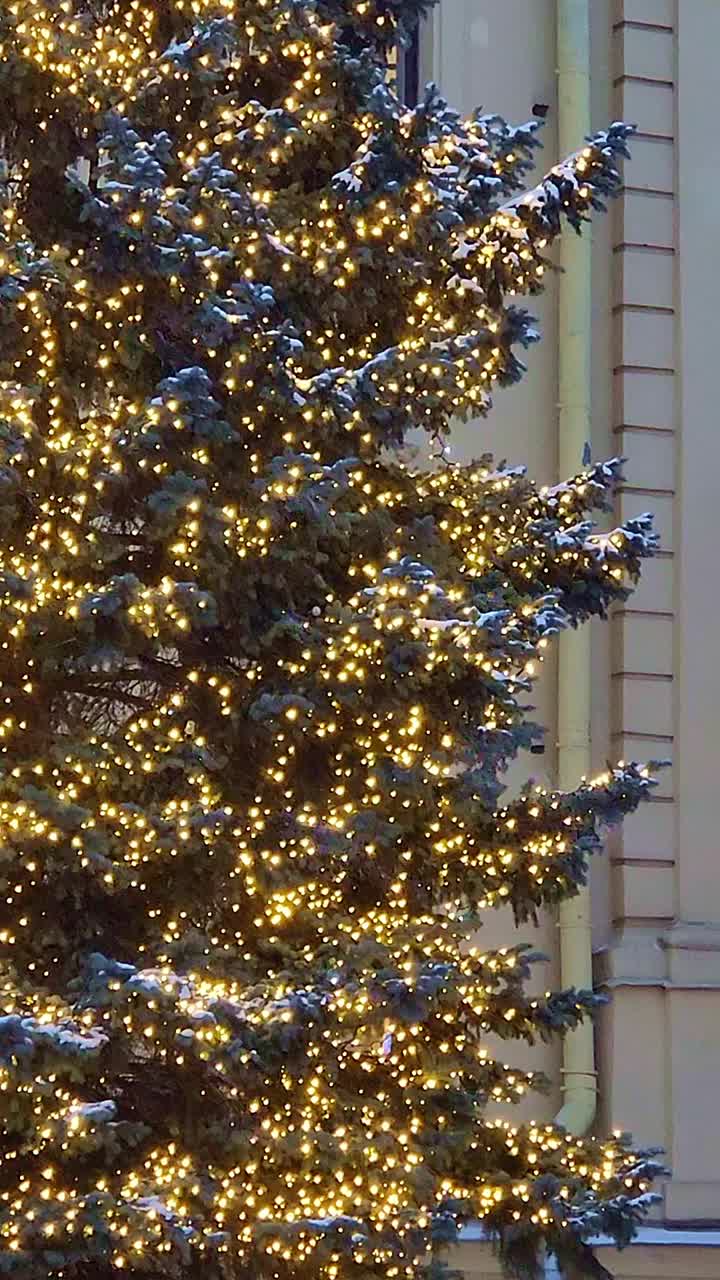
554;0;597;1137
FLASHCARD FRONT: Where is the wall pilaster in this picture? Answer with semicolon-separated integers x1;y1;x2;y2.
600;0;720;1225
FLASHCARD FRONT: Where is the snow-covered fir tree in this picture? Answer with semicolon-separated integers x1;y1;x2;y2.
0;2;663;1278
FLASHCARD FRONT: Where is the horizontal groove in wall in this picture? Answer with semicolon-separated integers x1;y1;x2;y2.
614;607;674;619
610;915;675;928
613;363;675;375
614;242;675;255
611;857;675;868
632;130;674;143
612;20;674;34
610;732;673;744
597;981;720;993
627;552;671;568
607;711;671;721
612;674;673;686
614;74;674;88
613;368;675;378
613;242;675;254
613;423;675;435
612;302;674;315
609;243;671;253
618;184;674;196
618;483;675;495
621;184;674;198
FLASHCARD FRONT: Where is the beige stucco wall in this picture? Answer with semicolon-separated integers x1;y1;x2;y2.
455;1236;720;1280
421;0;720;1266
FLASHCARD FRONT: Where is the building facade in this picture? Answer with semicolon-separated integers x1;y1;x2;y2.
405;2;720;1276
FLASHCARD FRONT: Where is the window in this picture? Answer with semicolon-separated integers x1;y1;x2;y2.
388;22;420;107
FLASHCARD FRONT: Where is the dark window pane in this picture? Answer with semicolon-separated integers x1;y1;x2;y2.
398;24;420;106
388;23;420;106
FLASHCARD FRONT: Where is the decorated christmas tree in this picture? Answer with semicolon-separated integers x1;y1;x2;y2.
0;2;664;1278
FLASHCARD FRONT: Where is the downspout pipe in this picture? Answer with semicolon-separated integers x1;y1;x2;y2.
555;0;596;1137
